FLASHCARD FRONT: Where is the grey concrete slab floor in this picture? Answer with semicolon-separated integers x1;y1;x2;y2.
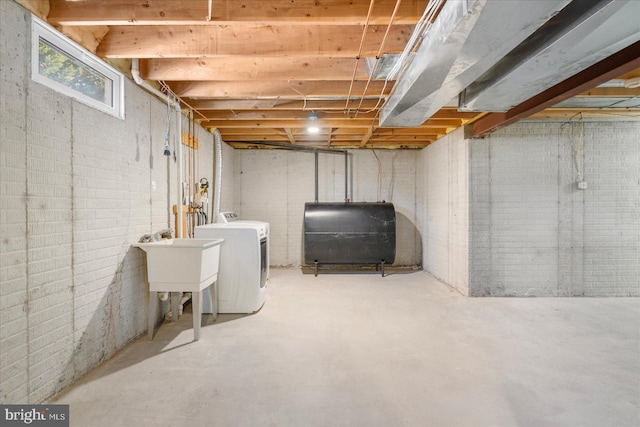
51;268;640;427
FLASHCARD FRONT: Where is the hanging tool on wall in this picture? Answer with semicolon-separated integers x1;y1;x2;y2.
164;92;172;156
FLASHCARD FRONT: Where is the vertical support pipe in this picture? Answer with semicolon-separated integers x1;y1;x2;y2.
344;151;349;202
315;151;319;203
212;129;223;223
175;108;183;237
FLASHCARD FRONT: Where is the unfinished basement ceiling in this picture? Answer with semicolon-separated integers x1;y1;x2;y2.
26;0;640;149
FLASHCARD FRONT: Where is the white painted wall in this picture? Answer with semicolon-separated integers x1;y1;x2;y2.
237;149;421;267
469;121;639;296
0;1;237;403
419;122;639;297
419;128;470;295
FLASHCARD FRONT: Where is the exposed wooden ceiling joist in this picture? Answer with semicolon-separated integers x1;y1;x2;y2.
36;0;639;151
186;99;384;111
141;57;370;80
48;0;427;26
98;24;413;58
168;80;393;98
201;110;379;120
201;119;380;129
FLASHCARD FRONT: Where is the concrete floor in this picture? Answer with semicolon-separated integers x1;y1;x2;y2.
52;268;640;427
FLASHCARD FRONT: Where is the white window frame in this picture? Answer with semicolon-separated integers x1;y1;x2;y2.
31;16;125;119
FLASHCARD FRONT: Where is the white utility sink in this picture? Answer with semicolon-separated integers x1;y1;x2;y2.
134;238;224;340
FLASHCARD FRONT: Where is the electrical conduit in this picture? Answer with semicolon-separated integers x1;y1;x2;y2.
213;129;223;222
131;58;183;238
132;58;184;305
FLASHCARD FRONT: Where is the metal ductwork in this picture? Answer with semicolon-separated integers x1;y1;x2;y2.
459;0;640;112
379;0;572;127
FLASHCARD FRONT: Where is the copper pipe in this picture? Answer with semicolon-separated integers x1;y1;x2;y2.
159;80;208;121
344;0;377;114
355;0;403;115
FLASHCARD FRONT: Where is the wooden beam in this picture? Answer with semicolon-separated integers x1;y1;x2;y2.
527;108;640;120
217;128;289;136
98;24;413;58
285;128;296;144
423;119;464;127
170;80;393;98
360;127;374;147
368;140;434;146
374;127;449;136
430;108;479;120
575;87;640;97
202;119;380;129
200;110;378;120
48;0;426;26
371;134;440;142
141;57;371;81
187;99;384;111
469;41;640;137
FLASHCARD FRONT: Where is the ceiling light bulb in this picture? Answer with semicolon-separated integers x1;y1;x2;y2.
307;111;319;133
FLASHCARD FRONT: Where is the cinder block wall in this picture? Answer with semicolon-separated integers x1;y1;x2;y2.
237;149;421;267
0;1;236;403
419;122;639;297
419;128;470;295
470;121;640;296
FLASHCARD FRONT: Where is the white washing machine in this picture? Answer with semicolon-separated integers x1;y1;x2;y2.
194;213;269;314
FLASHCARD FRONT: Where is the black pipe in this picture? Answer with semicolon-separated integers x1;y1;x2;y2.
238;140;347;155
315;151;319;203
344;151;348;202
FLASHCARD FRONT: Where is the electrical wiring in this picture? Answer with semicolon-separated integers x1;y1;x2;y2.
560;112;585;182
287;80;308;111
344;0;377;114
355;0;403;116
372;149;383;202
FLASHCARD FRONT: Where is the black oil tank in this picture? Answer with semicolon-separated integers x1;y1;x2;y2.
303;202;396;265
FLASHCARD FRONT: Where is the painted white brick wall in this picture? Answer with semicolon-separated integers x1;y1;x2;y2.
582;122;639;296
420;128;469;295
469;121;639;296
0;1;234;403
0;3;29;403
25;82;74;404
238;149;420;267
217;138;239;215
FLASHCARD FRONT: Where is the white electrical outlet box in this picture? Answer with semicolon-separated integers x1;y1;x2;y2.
577;181;588;190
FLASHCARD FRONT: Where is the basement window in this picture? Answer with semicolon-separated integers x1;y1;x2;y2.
31;16;124;119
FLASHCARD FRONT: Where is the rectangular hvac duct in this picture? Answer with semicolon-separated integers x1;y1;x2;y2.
459;0;640;112
379;0;572;127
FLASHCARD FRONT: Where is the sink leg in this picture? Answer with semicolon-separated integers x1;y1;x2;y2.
171;292;180;321
148;291;157;340
212;280;218;322
193;290;201;341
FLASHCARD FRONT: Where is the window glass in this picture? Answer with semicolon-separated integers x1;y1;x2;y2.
32;17;124;119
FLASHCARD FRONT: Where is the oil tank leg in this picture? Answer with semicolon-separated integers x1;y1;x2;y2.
314;260;318;277
381;260;385;277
